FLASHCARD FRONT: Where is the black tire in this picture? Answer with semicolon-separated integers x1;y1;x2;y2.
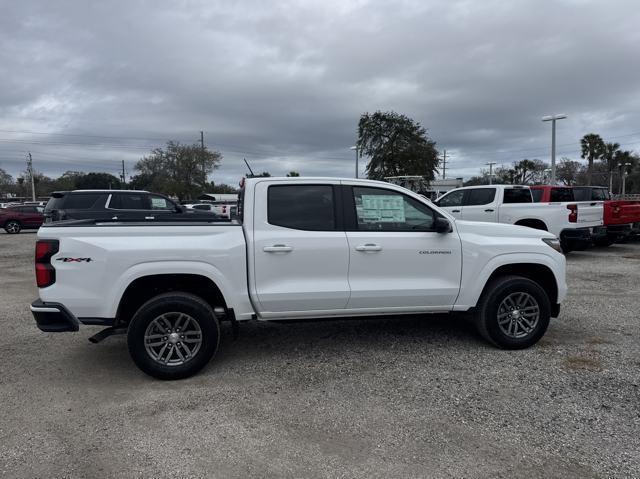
593;236;615;247
4;220;21;234
560;239;573;254
475;275;551;349
127;292;220;380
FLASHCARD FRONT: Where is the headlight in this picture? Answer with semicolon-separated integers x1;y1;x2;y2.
542;237;563;253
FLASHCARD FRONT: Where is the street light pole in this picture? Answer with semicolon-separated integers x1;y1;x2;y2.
542;114;567;185
350;146;359;178
622;162;632;195
486;162;496;185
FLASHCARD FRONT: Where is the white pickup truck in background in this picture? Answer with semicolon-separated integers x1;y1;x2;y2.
31;178;567;379
434;185;603;252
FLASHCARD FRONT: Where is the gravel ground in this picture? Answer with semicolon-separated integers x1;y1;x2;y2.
0;230;639;478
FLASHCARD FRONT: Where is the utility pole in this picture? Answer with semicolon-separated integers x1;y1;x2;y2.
27;152;36;201
441;150;447;179
350;146;359;178
542;114;567;185
486;162;496;185
121;160;126;188
622;162;632;195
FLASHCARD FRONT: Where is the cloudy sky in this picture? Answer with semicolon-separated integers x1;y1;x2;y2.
1;0;639;185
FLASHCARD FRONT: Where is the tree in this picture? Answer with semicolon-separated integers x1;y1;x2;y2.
615;151;639;194
0;168;15;196
494;159;548;185
209;183;238;194
581;133;605;186
464;167;507;186
54;171;86;191
556;158;583;186
135;141;222;200
357;111;439;181
247;171;271;178
286;171;300;177
75;172;121;190
600;142;621;192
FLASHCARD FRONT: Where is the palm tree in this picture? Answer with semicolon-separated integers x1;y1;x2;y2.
601;142;620;192
614;150;633;194
581;133;605;186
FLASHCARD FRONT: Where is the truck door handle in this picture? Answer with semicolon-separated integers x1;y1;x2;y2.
355;243;382;252
451;209;461;213
263;244;293;253
484;209;494;212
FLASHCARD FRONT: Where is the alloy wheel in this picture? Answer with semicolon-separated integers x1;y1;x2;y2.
497;292;540;339
144;312;203;366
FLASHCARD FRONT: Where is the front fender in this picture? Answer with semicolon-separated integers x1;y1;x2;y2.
453;252;567;310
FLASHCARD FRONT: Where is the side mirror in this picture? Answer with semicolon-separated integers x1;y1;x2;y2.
174;204;186;213
434;217;451;233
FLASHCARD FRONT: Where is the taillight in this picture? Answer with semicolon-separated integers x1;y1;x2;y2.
35;239;59;288
567;204;578;223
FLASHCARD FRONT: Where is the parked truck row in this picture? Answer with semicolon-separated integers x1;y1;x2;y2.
434;184;640;252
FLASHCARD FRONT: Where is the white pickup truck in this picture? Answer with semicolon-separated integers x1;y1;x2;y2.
31;178;566;379
434;185;603;252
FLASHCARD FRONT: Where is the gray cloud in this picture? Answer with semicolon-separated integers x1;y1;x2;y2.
1;0;639;185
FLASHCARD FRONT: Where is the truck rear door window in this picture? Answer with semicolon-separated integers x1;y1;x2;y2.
268;185;336;230
503;188;532;203
550;188;574;202
110;194;150;210
530;189;543;202
64;194;102;209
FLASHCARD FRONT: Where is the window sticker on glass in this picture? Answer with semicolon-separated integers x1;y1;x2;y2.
360;195;405;223
151;197;167;208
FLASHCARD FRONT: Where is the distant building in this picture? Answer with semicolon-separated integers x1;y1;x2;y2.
384;176;463;200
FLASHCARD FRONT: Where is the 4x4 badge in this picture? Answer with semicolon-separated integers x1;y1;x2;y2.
56;257;92;263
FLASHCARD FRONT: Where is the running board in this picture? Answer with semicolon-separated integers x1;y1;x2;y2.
88;327;127;344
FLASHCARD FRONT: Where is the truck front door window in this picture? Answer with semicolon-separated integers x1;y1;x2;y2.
353;187;435;231
464;188;496;206
438;190;464;207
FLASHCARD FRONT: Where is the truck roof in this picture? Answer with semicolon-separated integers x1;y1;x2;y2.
51;189;150;197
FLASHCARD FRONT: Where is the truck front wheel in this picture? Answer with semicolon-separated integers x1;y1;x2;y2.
127;292;220;380
475;276;551;349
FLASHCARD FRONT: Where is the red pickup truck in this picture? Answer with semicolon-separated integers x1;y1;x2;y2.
530;186;640;246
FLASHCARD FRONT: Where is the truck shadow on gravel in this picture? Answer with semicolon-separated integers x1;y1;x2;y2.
68;314;485;380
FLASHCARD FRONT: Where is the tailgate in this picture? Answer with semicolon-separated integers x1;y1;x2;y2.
576;201;603;226
605;200;640;225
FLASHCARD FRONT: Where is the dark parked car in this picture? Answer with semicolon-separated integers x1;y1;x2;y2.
44;190;219;223
0;205;45;233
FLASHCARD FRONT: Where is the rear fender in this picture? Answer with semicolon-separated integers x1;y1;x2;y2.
106;261;251;319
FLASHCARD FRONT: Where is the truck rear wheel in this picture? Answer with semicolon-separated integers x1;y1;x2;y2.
127;292;220;380
475;275;551;349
